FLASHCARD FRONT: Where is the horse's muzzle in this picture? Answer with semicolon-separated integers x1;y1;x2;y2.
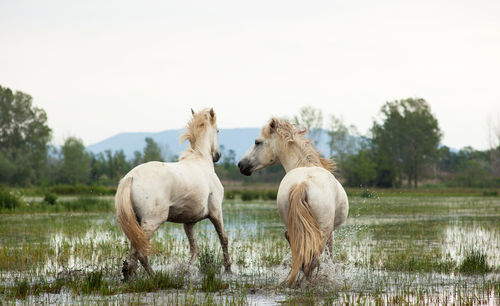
213;150;221;163
238;160;253;176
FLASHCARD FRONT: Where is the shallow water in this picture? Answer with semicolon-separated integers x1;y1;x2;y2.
0;196;499;304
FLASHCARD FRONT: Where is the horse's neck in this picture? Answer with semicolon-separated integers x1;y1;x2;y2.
184;137;212;161
277;145;306;173
181;140;215;170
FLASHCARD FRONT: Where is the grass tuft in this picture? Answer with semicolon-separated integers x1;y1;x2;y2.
124;271;186;292
76;270;115;295
198;244;228;292
361;189;375;198
11;278;30;299
459;249;491;274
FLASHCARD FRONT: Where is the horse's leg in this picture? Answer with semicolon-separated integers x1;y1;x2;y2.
326;231;334;261
208;214;232;273
183;223;200;265
123;246;139;280
137;218;164;276
137;252;153;276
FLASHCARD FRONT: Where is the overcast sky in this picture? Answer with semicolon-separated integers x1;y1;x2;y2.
1;0;499;150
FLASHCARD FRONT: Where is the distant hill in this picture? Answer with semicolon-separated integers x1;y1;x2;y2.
86;128;334;161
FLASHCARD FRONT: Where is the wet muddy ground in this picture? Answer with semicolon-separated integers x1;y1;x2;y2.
0;196;499;304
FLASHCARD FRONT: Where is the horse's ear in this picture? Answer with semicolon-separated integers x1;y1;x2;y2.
191;108;195;116
269;118;277;132
209;108;216;124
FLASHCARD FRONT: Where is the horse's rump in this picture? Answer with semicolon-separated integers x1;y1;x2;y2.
115;176;151;257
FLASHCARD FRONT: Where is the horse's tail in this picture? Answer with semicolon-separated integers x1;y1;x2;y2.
115;177;151;257
287;181;325;287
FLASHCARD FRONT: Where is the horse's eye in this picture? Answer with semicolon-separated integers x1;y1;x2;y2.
255;140;262;146
217;129;220;133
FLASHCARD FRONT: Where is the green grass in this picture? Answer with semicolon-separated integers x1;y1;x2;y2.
198;244;228;292
0;195;499;303
459;249;491;274
0;269;187;299
123;271;186;292
382;246;456;273
345;187;500;197
0;196;114;214
0;186;23;210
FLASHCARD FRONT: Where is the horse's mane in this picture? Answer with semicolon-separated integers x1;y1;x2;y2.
268;118;336;172
179;108;216;160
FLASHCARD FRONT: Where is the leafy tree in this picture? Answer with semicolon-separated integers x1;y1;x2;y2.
142;137;164;162
110;150;129;179
293;105;323;146
131;151;143;167
371;98;442;188
0;152;16;183
89;152;107;184
89;150;130;185
455;159;490;187
59;137;90;184
225;149;236;165
220;145;236;168
327;115;359;164
343;149;377;187
43;145;62;186
0;85;52;185
434;145;499;187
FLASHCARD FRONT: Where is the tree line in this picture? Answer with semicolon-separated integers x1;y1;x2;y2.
293;102;500;188
1;84;499;188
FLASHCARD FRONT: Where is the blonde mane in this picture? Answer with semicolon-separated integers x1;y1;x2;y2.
269;118;336;172
179;108;216;160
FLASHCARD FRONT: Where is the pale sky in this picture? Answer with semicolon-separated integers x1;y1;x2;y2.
1;0;499;150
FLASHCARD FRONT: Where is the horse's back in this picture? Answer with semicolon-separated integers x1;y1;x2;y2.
277;167;348;233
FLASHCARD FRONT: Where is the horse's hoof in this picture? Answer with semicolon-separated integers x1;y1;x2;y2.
121;261;130;282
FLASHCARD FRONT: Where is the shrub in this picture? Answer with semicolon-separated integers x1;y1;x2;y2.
48;184;116;195
43;193;58;205
89;185;116;195
0;186;22;210
361;189;375;198
60;197;114;212
262;190;277;201
482;190;498;197
240;190;260;201
225;190;236;200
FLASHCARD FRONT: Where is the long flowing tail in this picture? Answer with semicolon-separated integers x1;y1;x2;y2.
115;177;151;257
287;181;325;287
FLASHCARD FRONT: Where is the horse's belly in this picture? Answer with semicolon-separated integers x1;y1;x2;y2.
167;202;208;223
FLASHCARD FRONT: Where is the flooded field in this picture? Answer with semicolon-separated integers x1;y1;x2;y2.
0;196;499;304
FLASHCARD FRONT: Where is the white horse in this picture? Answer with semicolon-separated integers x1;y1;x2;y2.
238;118;348;287
115;108;231;279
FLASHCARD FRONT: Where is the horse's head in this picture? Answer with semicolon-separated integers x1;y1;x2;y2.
238;118;281;176
182;108;221;162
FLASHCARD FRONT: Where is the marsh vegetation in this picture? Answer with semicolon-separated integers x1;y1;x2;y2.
0;194;499;304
